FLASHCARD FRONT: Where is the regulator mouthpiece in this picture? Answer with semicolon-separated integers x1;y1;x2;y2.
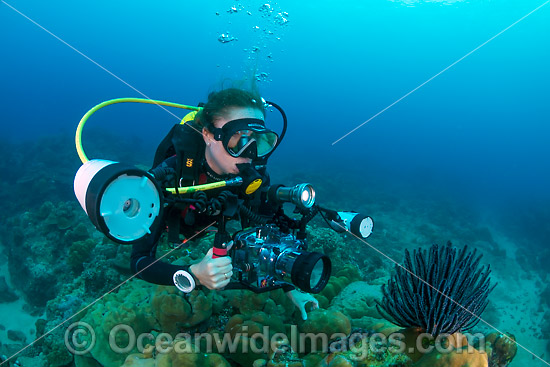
236;163;263;195
329;211;373;239
74;159;163;244
270;183;316;210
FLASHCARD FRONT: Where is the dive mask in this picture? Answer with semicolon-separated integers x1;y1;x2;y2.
208;118;278;159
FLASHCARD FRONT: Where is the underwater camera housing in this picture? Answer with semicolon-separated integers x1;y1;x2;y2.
230;225;331;294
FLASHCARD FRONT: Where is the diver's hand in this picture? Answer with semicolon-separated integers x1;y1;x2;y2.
286;289;319;320
189;248;233;290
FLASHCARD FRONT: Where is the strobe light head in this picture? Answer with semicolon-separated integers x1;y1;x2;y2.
74;159;163;244
329;211;374;239
269;183;316;210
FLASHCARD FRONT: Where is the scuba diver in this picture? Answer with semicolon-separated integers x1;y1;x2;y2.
130;88;319;320
74;87;373;320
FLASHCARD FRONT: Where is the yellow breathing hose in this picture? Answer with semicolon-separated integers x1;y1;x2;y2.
72;97;276;251
74;98;252;194
166;180;233;195
75;97;200;164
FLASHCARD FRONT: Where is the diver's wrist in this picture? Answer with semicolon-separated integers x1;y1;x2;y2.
173;267;197;293
188;264;200;285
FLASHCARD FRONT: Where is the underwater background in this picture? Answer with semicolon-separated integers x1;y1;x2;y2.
0;0;549;366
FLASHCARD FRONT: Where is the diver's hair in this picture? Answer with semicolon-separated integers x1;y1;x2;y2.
195;88;266;128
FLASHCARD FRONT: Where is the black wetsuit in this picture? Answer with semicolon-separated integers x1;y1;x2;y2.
129;155;294;292
130;155;237;285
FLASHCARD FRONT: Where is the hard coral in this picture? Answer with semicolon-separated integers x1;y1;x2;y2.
307;227;355;273
316;265;362;308
414;346;488;367
43;201;76;230
317;332;412;367
68;238;97;272
329;281;383;320
254;339;303;367
485;332;518;367
120;349;231;367
225;311;286;366
224;288;295;323
299;309;352;355
152;286;212;334
377;242;496;336
79;283;157;367
64;222;90;243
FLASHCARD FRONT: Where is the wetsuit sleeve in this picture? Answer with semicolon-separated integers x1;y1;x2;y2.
130;155;191;286
149;156;177;186
282;284;295;292
130;221;193;286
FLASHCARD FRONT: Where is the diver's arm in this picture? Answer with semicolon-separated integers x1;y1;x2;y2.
130;226;232;289
130;155;189;285
282;284;295;292
148;156;177;185
129;218;198;286
188;248;233;290
130;254;192;286
130;229;193;286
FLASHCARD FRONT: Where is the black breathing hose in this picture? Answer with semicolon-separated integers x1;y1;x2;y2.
239;205;269;225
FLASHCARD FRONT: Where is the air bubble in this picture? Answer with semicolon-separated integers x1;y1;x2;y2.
218;33;237;43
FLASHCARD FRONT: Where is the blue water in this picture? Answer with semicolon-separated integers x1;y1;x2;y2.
1;1;550;365
1;0;549;239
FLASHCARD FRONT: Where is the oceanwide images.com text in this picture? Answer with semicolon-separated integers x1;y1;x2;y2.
65;321;486;359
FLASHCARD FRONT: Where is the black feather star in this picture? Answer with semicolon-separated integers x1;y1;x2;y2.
376;241;496;337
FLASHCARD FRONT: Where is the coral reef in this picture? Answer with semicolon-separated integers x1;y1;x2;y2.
399;332;488;367
225;311;287;366
307;227;350;272
7;329;26;343
44;341;74;367
299;309;352;354
307;227;389;281
76;281;158;367
36;254;389;367
43;201;76;230
68;239;97;272
315;266;362;309
2;200;112;309
1;196;524;367
414;345;488;367
318;338;413;367
328;281;384;328
0;134;533;367
120;348;231;366
253;338;303;367
541;284;550;309
152;286;213;334
377;242;496;337
485;332;518;367
0;136;80;226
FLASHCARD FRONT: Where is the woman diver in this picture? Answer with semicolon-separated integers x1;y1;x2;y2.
130;87;319;320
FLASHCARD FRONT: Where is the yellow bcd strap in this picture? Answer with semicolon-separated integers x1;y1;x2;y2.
181;110;199;124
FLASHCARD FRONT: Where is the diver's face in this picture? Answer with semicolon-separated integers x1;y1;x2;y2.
203;106;265;175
